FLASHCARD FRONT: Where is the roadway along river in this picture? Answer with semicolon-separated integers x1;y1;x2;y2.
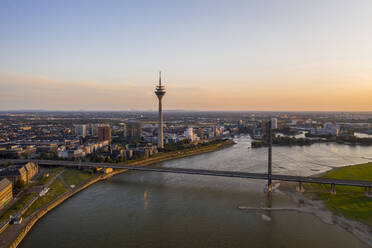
20;135;372;248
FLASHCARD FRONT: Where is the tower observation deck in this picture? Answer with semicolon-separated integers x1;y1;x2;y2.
155;71;166;149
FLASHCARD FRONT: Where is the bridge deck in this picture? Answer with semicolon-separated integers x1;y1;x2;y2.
3;159;372;188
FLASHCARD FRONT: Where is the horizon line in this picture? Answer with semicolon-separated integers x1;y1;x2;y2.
1;109;372;113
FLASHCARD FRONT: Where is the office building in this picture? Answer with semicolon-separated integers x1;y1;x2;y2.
98;126;111;143
271;118;278;130
74;124;87;138
125;122;142;141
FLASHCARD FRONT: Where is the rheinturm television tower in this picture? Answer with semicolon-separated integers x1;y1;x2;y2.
155;71;166;149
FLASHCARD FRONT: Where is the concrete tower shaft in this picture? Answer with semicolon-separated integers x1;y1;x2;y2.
155;71;166;149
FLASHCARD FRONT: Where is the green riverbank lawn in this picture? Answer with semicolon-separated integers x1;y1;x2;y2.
306;162;372;227
0;192;35;222
34;167;64;186
61;169;96;187
24;178;67;217
324;163;372;181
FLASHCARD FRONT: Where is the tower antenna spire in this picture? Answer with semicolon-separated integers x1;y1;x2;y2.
159;71;162;86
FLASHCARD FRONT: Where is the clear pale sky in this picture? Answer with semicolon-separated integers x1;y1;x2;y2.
1;0;372;111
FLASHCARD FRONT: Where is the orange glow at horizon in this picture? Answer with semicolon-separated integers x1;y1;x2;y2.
1;71;372;111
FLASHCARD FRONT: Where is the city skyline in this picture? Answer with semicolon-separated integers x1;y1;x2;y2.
1;0;372;111
2;1;372;247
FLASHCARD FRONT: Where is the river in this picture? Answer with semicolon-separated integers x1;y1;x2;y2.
20;135;372;248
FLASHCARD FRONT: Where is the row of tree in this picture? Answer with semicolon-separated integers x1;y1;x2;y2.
252;136;314;148
163;138;227;152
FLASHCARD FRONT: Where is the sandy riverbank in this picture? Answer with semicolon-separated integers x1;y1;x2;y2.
279;180;372;247
3;140;235;248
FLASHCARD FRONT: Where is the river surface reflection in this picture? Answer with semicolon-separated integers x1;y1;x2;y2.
20;136;372;248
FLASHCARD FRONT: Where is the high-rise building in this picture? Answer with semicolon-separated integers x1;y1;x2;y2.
98;126;111;143
120;123;126;135
155;71;166;149
184;127;195;141
125;122;142;141
74;124;87;138
89;123;107;136
271;118;278;130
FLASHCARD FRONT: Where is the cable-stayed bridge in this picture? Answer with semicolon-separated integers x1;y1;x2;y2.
1;159;371;195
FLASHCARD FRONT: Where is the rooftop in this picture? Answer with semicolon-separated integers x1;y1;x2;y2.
0;178;11;191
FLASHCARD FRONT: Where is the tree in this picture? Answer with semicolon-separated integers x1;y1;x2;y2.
40;152;48;159
14;180;26;190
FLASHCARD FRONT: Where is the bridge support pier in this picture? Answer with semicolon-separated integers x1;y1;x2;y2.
365;186;371;197
267;121;272;193
267;184;272;193
296;181;304;192
331;184;336;195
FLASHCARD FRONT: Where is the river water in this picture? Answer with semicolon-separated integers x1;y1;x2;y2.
20;135;372;248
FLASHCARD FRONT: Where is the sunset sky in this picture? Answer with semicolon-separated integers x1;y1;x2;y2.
1;0;372;111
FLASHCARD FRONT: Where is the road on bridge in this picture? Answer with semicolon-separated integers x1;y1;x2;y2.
1;159;372;189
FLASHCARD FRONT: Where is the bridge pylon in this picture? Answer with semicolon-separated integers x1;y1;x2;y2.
267;120;272;192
